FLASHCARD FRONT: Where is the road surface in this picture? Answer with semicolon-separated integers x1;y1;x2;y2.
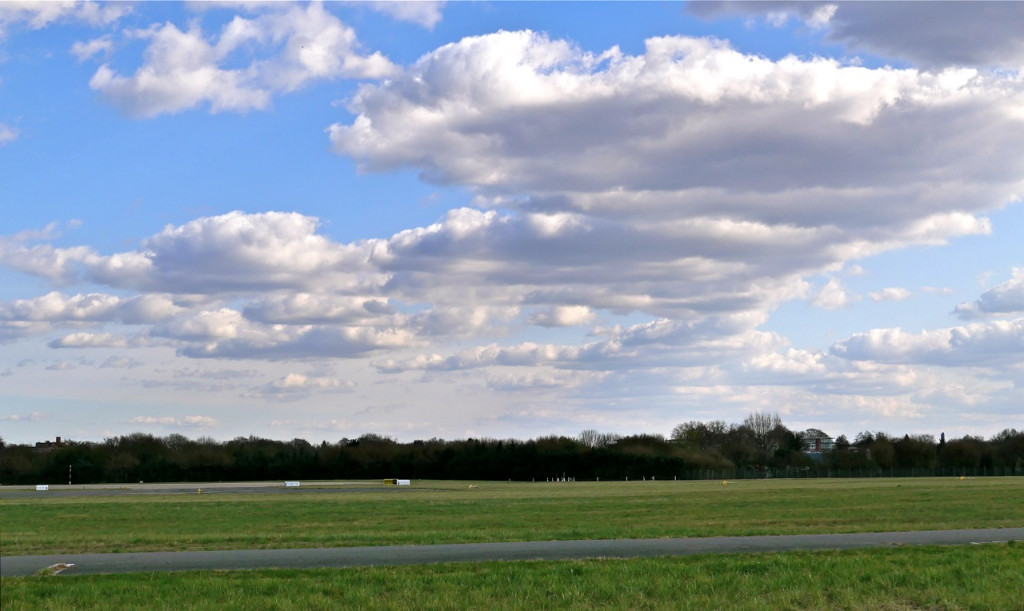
3;528;1021;577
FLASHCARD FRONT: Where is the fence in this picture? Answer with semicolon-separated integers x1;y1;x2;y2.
677;465;1023;480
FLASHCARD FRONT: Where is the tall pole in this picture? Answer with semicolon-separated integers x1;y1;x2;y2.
68;464;71;486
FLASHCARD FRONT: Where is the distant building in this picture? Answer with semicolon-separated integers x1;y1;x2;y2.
801;429;834;453
34;436;65;452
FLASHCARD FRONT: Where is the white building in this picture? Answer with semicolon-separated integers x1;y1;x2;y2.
801;429;834;453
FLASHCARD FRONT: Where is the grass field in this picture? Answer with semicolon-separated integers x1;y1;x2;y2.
3;478;1023;609
2;545;1022;609
2;477;1022;555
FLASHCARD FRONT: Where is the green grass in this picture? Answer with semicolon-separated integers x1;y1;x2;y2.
2;478;1021;555
3;478;1023;609
3;544;1022;610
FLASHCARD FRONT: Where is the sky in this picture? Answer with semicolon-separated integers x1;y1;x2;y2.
1;1;1023;446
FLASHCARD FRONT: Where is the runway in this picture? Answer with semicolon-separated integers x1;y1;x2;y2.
0;481;395;499
3;528;1021;577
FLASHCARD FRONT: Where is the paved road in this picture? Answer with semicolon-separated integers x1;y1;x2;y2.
0;481;398;499
3;528;1021;577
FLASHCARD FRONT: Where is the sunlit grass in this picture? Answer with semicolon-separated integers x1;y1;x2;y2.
3;544;1022;610
2;478;1021;555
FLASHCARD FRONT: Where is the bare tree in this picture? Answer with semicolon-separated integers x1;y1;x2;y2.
578;429;618;448
578;429;601;448
742;411;782;450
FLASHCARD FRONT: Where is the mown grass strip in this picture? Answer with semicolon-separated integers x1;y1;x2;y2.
3;544;1022;610
2;478;1021;556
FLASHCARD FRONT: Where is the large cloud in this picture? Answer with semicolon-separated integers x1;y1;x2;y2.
0;211;380;294
323;29;1024;425
328;31;1020;323
0;291;183;343
331;32;1023;201
0;292;183;324
687;1;1024;69
830;318;1024;368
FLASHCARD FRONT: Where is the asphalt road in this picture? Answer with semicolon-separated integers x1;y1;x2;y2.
3;528;1021;577
0;481;395;499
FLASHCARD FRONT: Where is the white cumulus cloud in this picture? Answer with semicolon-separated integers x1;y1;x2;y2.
955;268;1024;319
0;1;129;38
328;30;1021;329
90;3;395;118
869;287;911;302
812;278;856;310
831;318;1024;367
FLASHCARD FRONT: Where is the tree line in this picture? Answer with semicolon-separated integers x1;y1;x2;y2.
1;415;1022;485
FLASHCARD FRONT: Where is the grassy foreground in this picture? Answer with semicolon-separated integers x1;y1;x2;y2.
3;545;1023;610
1;477;1022;555
3;478;1023;609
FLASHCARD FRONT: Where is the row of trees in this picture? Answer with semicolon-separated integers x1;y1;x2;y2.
1;416;1022;485
669;416;1024;474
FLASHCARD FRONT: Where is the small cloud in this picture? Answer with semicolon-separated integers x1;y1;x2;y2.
88;4;395;119
49;333;134;349
527;305;595;327
485;370;600;392
181;415;217;427
812;278;857;310
869;287;911;302
70;34;113;61
128;415;217;427
0;1;129;36
0;412;46;422
953;302;981;320
0;123;18;146
46;360;76;371
100;356;143;369
360;1;446;29
173;367;261;380
764;11;791;28
246;373;356;402
129;416;176;425
806;4;837;29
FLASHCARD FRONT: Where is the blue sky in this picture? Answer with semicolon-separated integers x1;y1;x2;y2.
2;1;1023;445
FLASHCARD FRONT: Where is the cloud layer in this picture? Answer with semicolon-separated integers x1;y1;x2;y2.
688;1;1024;69
4;30;1024;385
2;5;1023;441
